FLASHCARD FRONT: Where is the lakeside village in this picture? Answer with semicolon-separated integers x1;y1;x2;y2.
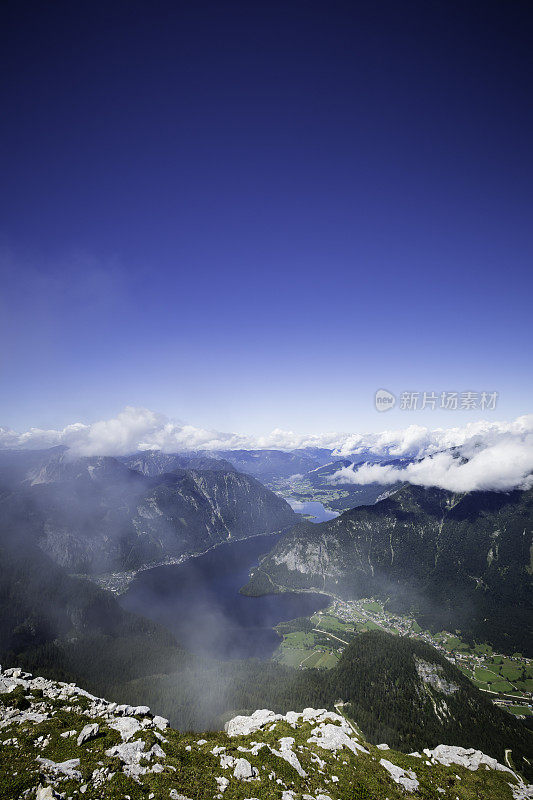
273;597;533;720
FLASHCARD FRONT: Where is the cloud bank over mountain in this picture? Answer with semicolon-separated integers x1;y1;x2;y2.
330;415;533;493
0;407;532;492
0;406;342;455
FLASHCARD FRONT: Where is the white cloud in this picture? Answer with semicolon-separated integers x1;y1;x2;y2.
329;415;533;492
1;408;533;491
0;407;341;456
330;416;533;459
0;408;245;456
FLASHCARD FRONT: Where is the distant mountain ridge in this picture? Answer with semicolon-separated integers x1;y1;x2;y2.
210;448;334;483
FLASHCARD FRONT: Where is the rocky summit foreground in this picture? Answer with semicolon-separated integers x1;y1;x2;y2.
0;666;531;800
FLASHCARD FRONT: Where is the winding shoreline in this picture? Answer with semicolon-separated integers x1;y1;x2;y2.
72;525;295;595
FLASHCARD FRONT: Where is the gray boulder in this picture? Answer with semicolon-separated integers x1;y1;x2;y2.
77;723;99;746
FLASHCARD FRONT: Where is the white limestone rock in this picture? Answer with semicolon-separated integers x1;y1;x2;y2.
0;676;17;694
414;657;459;695
105;739;164;781
511;784;533;800
215;775;230;794
3;668;23;679
271;737;307;778
302;708;344;727
307;723;368;756
310;752;326;770
35;788;57;800
233;757;259;780
380;758;419;792
0;709;49;731
424;745;513;774
77;722;99;746
225;709;281;736
284;711;300;726
108;716;142;742
152;742;166;759
37;756;82;780
133;705;151;715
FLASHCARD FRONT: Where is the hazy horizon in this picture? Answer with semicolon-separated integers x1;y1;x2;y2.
2;406;532;494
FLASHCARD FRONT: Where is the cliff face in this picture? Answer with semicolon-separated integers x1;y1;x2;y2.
1;665;530;800
0;448;297;574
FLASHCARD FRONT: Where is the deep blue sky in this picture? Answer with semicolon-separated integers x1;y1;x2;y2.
1;0;532;435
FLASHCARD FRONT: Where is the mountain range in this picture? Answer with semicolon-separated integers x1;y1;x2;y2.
0;443;531;786
208;448;334;484
0;447;296;575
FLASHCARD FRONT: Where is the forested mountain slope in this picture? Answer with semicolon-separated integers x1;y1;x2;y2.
106;632;533;779
242;484;533;654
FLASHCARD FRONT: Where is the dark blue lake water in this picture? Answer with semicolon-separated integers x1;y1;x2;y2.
120;532;329;660
285;499;339;522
